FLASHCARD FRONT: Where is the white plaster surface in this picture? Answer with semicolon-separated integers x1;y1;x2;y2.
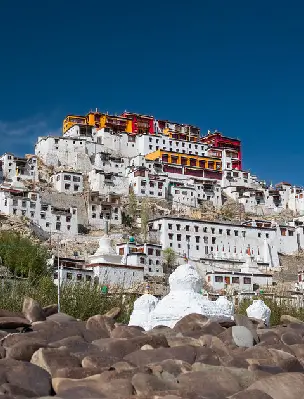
128;294;159;330
246;299;271;326
128;263;234;330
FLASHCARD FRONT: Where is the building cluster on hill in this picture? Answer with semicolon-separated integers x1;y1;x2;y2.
1;108;304;292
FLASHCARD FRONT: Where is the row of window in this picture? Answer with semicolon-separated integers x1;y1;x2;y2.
54;272;92;281
162;224;270;238
208;275;252;284
148;137;205;151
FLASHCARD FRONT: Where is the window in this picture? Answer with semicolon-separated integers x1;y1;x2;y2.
186;225;190;231
56;216;60;221
56;222;61;231
148;248;153;255
40;213;46;219
242;231;246;238
234;230;239;236
227;229;231;236
64;175;71;181
156;249;161;256
194;226;198;232
65;184;71;190
266;233;269;238
219;229;222;234
140;257;145;264
232;276;240;284
196;236;200;243
22;201;26;208
21;210;26;216
212;237;216;244
205;246;208;254
203;227;207;232
168;224;172;230
73;176;81;182
243;277;251;284
66;273;73;280
203;236;208;244
258;233;261;238
77;274;82;281
74;185;79;191
215;276;223;282
86;275;92;282
54;272;58;279
30;211;34;217
177;234;181;241
280;228;286;236
211;228;215;234
168;233;173;240
149;259;153;265
288;230;294;236
176;224;181;231
13;209;17;215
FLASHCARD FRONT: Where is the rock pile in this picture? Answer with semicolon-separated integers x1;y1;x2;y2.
0;297;304;398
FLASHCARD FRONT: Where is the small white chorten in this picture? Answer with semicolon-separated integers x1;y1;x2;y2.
88;235;121;264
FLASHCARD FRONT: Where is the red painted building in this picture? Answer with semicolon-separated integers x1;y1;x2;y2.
201;132;242;170
122;112;154;135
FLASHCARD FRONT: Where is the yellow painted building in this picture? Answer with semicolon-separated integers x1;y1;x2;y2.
145;150;221;170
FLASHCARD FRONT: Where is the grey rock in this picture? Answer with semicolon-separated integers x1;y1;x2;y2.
232;326;254;348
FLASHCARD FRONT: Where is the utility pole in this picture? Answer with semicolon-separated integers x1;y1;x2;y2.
57;238;61;312
187;237;190;262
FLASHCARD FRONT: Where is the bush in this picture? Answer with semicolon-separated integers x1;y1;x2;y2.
0;277;136;322
0;231;50;281
237;296;304;326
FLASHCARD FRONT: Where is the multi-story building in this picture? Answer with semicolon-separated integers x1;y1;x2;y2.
51;171;84;194
148;216;304;271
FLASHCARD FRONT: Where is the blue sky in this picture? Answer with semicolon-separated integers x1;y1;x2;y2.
0;0;303;185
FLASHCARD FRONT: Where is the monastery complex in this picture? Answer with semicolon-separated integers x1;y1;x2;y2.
1;109;304;293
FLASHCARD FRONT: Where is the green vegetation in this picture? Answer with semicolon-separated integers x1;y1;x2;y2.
0;277;137;323
0;231;50;282
162;247;177;274
237;296;304;326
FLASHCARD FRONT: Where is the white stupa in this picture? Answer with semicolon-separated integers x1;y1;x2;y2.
246;299;271;326
88;235;121;264
129;262;234;330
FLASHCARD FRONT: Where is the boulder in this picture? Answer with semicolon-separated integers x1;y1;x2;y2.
0;317;31;329
132;372;178;396
247;372;304;399
22;297;46;323
0;310;24;318
234;314;260;344
124;345;198;367
47;312;76;323
178;369;242;399
110;325;145;338
31;347;81;376
103;307;121;318
230;389;273;398
280;315;304;325
52;374;133;398
232;326;254;348
43;304;58;318
173;313;209;333
86;315;115;339
0;358;52;397
281;331;303;346
6;340;48;361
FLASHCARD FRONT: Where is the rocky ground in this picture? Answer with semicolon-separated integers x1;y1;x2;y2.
0;299;304;398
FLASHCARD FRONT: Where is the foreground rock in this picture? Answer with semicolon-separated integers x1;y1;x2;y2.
0;298;304;398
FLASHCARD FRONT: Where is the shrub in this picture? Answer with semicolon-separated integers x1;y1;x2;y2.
0;277;136;321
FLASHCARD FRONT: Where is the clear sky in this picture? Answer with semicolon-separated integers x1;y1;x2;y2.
0;0;303;185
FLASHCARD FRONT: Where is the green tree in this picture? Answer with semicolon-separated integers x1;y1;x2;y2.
162;247;177;274
0;231;50;282
126;187;138;226
140;198;152;241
